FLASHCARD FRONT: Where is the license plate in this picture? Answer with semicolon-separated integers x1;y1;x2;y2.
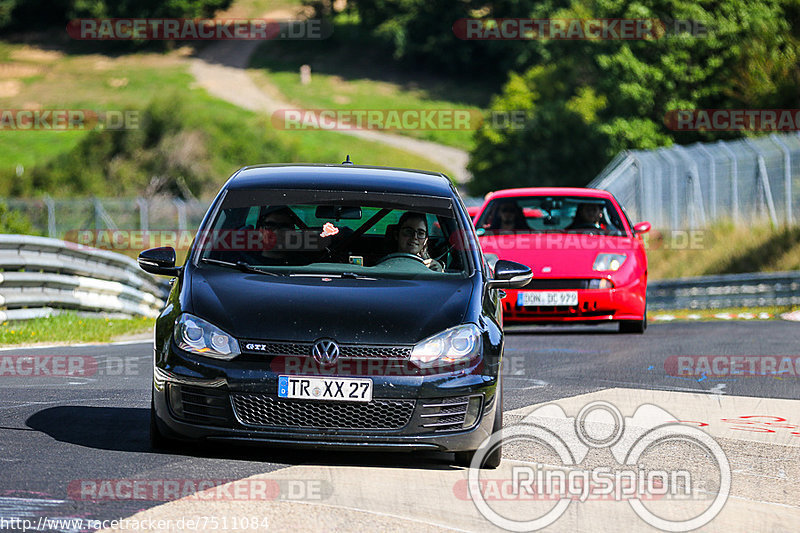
278;375;373;402
518;291;578;307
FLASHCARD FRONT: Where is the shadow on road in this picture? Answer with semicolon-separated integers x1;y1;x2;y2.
27;406;151;452
503;324;625;336
25;406;457;470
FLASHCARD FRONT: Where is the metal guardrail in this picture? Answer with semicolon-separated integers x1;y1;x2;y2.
0;234;169;321
647;271;800;310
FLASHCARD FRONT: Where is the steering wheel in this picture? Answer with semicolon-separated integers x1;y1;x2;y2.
375;253;426;265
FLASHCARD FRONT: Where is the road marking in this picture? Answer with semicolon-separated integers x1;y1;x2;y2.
95;387;799;533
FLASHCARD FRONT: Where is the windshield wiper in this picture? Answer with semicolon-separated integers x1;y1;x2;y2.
200;258;280;276
289;271;375;280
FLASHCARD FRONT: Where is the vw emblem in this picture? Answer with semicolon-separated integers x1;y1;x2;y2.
312;339;340;365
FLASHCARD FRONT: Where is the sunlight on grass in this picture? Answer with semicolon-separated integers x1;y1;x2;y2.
645;223;800;279
0;40;445;191
248;20;497;151
0;313;153;345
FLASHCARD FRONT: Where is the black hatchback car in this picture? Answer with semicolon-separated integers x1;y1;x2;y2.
139;163;531;468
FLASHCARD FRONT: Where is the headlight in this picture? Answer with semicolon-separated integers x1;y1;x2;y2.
593;253;627;271
410;324;481;368
173;313;240;360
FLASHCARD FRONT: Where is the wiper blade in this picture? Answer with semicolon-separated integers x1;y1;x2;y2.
200;258;280;276
289;271;376;280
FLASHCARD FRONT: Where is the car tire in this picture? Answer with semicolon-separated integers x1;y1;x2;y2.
150;392;177;451
454;375;503;469
619;300;647;334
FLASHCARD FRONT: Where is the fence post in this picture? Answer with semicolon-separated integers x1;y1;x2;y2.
43;195;56;238
695;143;717;220
770;134;793;226
717;141;739;223
674;145;707;227
136;197;149;231
175;199;187;231
745;139;778;227
657;148;680;229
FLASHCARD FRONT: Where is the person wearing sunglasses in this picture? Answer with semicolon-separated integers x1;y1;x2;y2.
392;212;443;271
485;200;528;232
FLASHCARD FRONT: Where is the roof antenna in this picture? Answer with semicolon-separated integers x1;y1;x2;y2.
342;154;353;165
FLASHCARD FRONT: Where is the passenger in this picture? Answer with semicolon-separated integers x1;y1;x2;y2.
566;202;606;231
393;212;443;271
486;200;528;232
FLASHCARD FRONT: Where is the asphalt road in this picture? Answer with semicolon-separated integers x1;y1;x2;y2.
0;321;798;532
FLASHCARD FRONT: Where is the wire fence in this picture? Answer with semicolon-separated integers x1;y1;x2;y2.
3;195;488;241
589;133;800;229
4;197;209;239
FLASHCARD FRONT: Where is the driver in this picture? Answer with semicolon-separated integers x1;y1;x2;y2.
391;212;443;271
567;202;606;232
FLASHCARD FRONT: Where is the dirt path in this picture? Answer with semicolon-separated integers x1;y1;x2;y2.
188;37;471;184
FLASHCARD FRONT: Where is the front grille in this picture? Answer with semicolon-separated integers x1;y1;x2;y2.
527;278;591;289
173;385;230;426
419;396;479;432
240;340;411;359
231;394;415;430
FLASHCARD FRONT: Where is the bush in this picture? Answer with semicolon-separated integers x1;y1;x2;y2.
0;202;35;234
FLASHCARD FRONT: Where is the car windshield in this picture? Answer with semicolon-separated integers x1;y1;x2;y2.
195;188;474;278
475;196;628;236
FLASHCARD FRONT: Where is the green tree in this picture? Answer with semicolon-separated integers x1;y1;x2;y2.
468;0;800;194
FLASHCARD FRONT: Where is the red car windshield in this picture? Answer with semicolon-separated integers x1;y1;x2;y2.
476;196;628;236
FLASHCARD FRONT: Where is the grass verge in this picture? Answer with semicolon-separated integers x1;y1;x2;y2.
649;306;791;322
0;313;153;345
645;223;800;279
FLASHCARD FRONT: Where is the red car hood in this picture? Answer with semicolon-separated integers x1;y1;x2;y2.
479;233;637;277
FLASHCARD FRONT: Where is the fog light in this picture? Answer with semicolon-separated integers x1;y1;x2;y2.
463;396;483;428
588;279;614;289
168;384;184;417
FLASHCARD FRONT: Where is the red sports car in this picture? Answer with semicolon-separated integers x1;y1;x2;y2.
473;188;650;333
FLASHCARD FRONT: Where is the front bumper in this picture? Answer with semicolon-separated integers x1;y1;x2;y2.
502;282;645;323
152;345;500;453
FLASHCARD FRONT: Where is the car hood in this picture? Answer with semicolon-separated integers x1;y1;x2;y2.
189;267;473;344
479;233;637;277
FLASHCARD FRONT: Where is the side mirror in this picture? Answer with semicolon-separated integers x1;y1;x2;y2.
633;221;651;234
488;259;532;289
138;247;180;276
